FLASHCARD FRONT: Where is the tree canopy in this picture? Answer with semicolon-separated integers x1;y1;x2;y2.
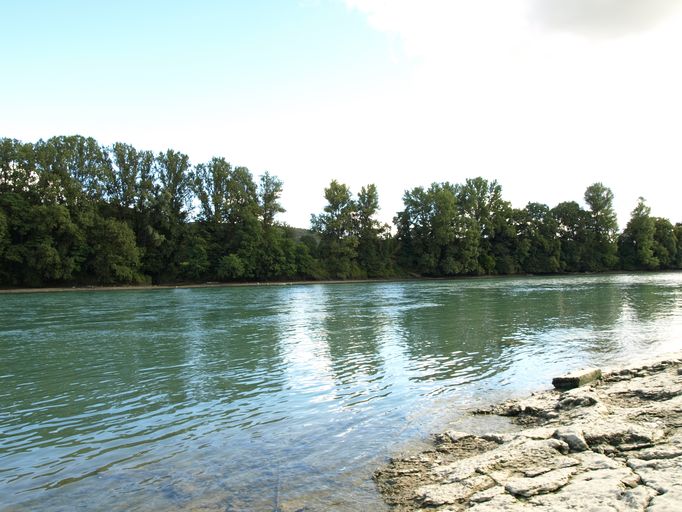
1;135;680;287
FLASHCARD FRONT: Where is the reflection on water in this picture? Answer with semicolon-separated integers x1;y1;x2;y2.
1;273;682;510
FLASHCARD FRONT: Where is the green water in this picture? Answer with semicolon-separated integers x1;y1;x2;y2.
1;273;681;511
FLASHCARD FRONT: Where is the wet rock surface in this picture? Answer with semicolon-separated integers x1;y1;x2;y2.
375;352;682;511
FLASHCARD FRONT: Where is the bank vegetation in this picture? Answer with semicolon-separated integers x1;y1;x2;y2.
1;136;681;287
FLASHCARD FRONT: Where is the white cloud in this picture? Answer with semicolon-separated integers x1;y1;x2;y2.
340;0;682;227
529;0;682;37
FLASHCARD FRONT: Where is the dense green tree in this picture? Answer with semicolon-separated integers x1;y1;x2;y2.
354;184;394;277
311;180;356;240
619;198;658;270
190;157;237;276
34;136;111;209
455;178;522;274
258;171;285;229
356;185;380;234
456;177;514;274
551;201;588;272
253;227;286;280
217;253;246;280
141;150;192;282
0;208;7;251
395;186;432;273
252;172;299;279
516;203;561;273
0;138;37;197
583;182;619;271
3;134;681;287
675;224;682;268
190;158;301;281
396;177;523;277
0;193;84;286
191;157;233;225
311;180;360;278
226;167;260;225
108;143;154;215
652;218;678;269
395;182;487;276
396;183;456;275
293;239;321;278
220;166;262;278
85;216;142;284
298;233;326;279
177;227;210;280
251;171;309;280
155;149;192;222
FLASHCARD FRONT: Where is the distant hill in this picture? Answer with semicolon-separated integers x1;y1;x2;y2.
287;226;317;241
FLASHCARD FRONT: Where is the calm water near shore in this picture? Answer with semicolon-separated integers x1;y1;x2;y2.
1;273;681;511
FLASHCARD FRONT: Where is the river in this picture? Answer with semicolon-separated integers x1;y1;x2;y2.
1;273;681;510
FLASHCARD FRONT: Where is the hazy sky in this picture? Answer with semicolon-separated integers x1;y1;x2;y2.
2;0;681;228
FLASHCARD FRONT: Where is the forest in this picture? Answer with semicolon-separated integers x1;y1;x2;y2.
1;135;680;287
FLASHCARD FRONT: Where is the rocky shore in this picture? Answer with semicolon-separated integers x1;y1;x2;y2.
375;352;682;511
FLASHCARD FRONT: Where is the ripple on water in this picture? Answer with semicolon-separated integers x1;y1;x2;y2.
1;273;682;510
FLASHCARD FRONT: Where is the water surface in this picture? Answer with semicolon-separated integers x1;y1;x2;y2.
1;273;681;510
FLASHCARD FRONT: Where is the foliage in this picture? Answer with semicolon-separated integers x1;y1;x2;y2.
516;203;561;273
0;134;679;287
583;182;619;271
311;180;360;278
85;216;142;284
619;198;658;270
652;218;677;270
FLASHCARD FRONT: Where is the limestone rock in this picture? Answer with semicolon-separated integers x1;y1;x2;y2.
469;493;524;511
556;392;599;410
480;432;514;444
375;352;682;511
519;426;556;440
554;427;589;452
531;477;657;511
417;475;495;506
504;466;577;497
441;430;474;443
626;457;682;495
571;451;622;471
582;419;665;451
633;443;682;461
648;488;682;511
469;484;505;503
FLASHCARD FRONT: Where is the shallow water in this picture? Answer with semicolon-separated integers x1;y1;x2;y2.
1;273;681;510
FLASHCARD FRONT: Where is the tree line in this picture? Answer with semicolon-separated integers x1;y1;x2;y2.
0;135;680;287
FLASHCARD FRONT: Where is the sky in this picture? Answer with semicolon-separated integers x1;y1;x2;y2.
2;0;681;229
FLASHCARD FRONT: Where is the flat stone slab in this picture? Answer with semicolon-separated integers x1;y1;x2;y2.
552;368;602;390
375;353;682;511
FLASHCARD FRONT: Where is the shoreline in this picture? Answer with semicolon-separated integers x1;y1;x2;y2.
376;350;682;510
0;277;413;294
1;270;680;295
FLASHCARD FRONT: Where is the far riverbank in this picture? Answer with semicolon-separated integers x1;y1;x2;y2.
2;270;680;294
0;277;410;294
